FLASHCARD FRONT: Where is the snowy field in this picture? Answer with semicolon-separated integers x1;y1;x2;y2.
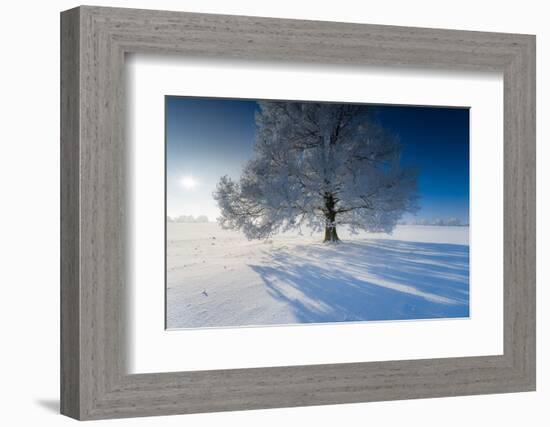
167;223;469;329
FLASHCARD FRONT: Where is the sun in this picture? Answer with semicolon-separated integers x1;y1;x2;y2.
180;175;198;190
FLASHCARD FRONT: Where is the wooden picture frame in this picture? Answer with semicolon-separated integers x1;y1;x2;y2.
60;5;536;420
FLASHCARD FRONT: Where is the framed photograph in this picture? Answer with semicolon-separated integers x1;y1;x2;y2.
61;6;536;420
165;97;470;329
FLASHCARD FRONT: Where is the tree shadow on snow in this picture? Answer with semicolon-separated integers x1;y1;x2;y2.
248;239;469;323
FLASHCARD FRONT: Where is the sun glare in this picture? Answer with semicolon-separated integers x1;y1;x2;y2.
180;175;198;190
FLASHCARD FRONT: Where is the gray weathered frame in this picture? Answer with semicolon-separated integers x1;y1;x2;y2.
60;5;536;420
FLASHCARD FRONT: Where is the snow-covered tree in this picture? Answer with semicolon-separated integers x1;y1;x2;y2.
173;214;210;223
445;217;462;226
213;101;418;242
195;215;209;223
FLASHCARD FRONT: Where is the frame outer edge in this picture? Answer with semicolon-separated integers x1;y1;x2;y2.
60;5;537;420
527;35;536;390
60;6;81;420
519;34;536;389
502;34;536;390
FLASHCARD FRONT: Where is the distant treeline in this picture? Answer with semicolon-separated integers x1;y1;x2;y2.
398;218;469;226
167;215;210;223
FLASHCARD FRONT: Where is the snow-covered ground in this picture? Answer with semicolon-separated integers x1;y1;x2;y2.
167;223;469;329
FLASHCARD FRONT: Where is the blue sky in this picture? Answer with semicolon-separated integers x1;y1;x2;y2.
166;97;469;224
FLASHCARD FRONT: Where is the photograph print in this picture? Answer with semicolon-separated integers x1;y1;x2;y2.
166;97;470;329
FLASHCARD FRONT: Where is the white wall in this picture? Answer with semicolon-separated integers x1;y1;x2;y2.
0;0;546;425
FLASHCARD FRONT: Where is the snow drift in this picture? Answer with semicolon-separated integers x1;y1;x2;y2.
167;223;469;329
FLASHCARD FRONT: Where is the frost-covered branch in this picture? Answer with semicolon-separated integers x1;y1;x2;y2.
213;101;419;242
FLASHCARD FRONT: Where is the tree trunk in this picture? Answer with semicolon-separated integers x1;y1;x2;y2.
323;192;340;243
323;223;340;243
